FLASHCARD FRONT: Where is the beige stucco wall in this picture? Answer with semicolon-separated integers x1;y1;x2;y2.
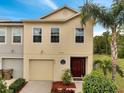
23;15;93;81
41;8;76;20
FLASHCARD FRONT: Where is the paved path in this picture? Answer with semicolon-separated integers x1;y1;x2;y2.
75;81;82;93
20;81;52;93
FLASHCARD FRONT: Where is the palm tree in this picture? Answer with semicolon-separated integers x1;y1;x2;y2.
113;0;122;4
94;59;124;78
81;0;124;80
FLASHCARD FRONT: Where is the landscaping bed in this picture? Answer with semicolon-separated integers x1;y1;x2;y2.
16;82;27;93
51;81;76;93
117;89;124;93
9;78;27;93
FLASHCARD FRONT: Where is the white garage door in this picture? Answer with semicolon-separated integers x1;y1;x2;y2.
2;58;23;79
29;60;53;80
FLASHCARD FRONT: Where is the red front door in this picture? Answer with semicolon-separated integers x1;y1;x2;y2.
71;57;86;77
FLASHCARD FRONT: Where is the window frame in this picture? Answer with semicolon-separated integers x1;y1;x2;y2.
75;28;84;43
12;27;22;45
0;27;7;44
51;27;60;43
32;27;42;43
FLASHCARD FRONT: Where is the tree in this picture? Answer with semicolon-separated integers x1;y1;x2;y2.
94;31;124;58
94;31;111;55
94;59;124;78
81;0;124;80
102;31;111;54
117;32;124;58
94;36;105;54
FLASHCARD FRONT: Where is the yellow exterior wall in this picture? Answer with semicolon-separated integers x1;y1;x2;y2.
23;15;93;81
41;8;76;20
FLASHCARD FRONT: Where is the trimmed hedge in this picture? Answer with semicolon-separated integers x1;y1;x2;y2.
9;78;26;93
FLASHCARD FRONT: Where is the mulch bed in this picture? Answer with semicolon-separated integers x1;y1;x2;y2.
51;81;76;93
16;82;28;93
117;89;124;93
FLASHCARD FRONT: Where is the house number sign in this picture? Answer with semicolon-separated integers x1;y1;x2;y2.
60;59;66;65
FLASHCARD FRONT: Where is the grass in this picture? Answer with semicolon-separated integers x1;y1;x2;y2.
94;54;124;90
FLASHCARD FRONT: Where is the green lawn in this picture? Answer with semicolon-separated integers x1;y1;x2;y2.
94;54;124;90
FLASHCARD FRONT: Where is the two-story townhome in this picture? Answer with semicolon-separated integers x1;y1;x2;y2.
0;21;23;79
0;6;93;81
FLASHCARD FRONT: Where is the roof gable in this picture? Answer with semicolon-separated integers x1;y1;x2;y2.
40;6;79;20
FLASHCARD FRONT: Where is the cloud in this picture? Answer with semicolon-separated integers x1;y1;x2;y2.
42;0;58;10
93;0;113;7
0;16;25;20
93;30;103;36
17;0;58;10
93;24;106;36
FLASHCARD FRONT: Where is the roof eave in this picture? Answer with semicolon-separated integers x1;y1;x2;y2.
0;21;23;23
23;13;81;23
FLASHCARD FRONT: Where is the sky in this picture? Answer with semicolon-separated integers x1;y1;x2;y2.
0;0;113;36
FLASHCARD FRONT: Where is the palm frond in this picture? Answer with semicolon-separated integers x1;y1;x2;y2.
115;10;124;26
104;60;112;73
112;0;124;26
80;2;114;28
116;65;124;77
93;59;102;70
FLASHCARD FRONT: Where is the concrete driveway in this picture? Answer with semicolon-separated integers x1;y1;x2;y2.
20;80;52;93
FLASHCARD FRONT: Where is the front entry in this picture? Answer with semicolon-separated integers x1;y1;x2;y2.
71;57;86;77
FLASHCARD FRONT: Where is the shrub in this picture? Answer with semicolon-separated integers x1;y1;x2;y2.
0;77;11;93
62;69;72;85
9;78;26;93
83;71;117;93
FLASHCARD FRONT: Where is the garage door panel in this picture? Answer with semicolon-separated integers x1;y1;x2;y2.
29;60;53;80
2;58;23;79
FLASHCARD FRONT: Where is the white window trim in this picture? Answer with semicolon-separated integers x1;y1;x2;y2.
0;27;7;45
32;27;43;43
50;27;60;43
74;27;85;43
12;27;22;45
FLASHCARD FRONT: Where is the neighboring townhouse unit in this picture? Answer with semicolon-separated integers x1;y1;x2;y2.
0;6;93;81
0;22;23;79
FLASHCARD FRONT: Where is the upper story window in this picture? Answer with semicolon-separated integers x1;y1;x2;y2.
75;28;84;43
51;28;59;43
12;28;22;44
0;28;6;43
33;28;42;43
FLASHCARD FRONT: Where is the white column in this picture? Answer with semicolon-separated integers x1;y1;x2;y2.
0;58;2;69
23;58;29;81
